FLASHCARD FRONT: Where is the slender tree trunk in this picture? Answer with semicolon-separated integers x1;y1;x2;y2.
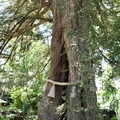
38;0;98;120
42;1;68;119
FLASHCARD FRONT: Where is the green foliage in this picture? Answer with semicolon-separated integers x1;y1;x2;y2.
88;1;120;114
0;39;50;119
111;116;118;120
10;87;23;109
97;66;120;113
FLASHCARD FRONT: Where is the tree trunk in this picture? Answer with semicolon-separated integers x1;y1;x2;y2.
38;0;98;120
64;0;98;120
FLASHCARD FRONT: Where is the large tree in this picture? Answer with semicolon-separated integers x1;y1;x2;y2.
0;0;120;120
41;0;97;120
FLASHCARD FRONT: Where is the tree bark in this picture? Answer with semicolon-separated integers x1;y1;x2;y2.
38;0;98;120
42;1;68;119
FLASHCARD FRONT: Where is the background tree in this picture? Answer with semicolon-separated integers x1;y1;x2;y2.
0;39;50;119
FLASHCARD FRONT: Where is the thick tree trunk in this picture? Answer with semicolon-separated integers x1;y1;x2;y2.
38;0;98;120
64;0;98;120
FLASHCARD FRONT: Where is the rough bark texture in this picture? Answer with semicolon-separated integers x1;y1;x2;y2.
64;0;98;120
43;1;68;119
38;0;98;120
